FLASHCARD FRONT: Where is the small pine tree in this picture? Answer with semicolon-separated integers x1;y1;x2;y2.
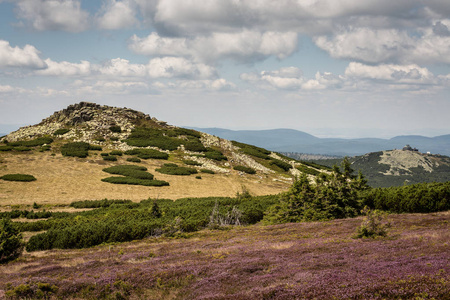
0;218;24;263
150;201;162;218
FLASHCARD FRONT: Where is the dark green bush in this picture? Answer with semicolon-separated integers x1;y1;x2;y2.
200;169;215;174
110;136;119;141
0;145;13;151
9;137;53;147
0;218;24;263
124;148;169;160
101;177;169;186
184;141;207;152
204;149;227;161
70;199;133;208
126;157;141;163
0;174;36;182
232;141;271;160
125;127;182;150
233;165;256;174
53;128;70;136
110;150;123;156
13;146;31;152
156;163;198;176
101;152;109;156
109;126;122;133
95;137;106;142
102;155;117;161
61;142;102;158
183;160;202;166
296;164;321;176
269;158;292;171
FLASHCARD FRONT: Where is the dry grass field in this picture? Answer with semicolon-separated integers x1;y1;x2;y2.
0;151;290;206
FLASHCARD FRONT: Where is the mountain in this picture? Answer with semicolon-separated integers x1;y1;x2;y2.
0;102;327;205
312;149;450;188
193;128;450;156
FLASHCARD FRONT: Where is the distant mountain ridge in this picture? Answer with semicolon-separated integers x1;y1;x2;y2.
191;128;450;157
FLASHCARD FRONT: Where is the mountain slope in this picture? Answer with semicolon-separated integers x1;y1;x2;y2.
194;127;450;156
0;102;328;205
313;149;450;187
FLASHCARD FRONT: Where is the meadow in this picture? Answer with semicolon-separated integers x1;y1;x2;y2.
0;211;448;299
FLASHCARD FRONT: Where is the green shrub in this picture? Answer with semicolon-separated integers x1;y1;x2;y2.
126;157;141;163
70;199;133;208
156;163;198;176
9;137;53;147
232;141;271;160
184;141;207;152
183;159;202;166
204;149;227;161
109;126;122;133
0;218;24;263
124;148;169;160
296;164;321;176
53;128;70;136
101;177;169;186
13;146;31;152
269;158;292;171
354;207;391;238
39;145;51;152
110;136;119;141
61;142;101;158
195;176;202;179
102;155;117;161
200;169;215;174
101;152;109;156
125;127;182;150
233;165;256;174
110;150;123;156
95;137;106;142
0;145;13;151
0;174;36;182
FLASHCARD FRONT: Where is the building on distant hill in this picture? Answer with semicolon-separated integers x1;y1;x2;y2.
402;144;419;152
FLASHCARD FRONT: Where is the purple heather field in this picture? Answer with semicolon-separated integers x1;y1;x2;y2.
0;211;449;299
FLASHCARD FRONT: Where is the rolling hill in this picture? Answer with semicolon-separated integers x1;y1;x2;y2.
313;149;450;187
0;102;328;205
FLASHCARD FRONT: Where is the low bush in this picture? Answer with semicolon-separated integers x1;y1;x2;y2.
296;164;321;176
233;165;256;174
183;160;202;166
124;148;169;160
70;199;133;208
0;174;36;182
102;165;169;187
0;145;13;151
110;150;123;156
13;146;31;152
61;142;102;158
102;177;169;186
0;218;24;263
53;128;70;136
204;149;227;161
269;158;292;171
9;137;53;147
156;163;198;176
102;155;117;161
110;136;119;141
126;157;141;163
184;141;207;152
232;141;271;160
109;126;122;133
354;207;391;238
200;169;215;174
125;127;182;150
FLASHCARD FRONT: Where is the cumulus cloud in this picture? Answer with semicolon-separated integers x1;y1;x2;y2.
0;40;46;69
129;30;298;63
345;62;435;84
16;0;90;32
98;58;146;77
96;0;138;30
36;59;91;76
147;57;216;79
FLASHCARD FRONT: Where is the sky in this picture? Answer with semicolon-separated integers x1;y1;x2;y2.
1;0;450;138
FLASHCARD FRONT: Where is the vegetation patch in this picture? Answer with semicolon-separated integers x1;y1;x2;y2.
296;164;321;176
102;155;117;161
53;128;70;136
124;148;169;160
156;163;198;176
0;145;13;151
109;125;122;133
269;158;292;171
233;165;256;174
126;157;141;163
0;174;36;182
204;148;227;161
183;159;202;166
125;127;182;150
200;169;215;174
61;142;102;158
8;137;53;147
184;140;207;152
102;165;169;187
70;199;133;208
0;218;24;263
232;141;271;160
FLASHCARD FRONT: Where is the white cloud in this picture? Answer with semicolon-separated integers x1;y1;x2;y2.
129;30;298;63
16;0;90;32
96;0;138;30
345;62;435;84
98;58;146;77
0;40;46;69
147;57;216;79
35;59;91;76
302;72;343;90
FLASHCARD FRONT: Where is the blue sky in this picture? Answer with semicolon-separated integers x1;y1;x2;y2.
1;0;450;138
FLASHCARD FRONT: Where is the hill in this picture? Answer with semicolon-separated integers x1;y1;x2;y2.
194;127;450;156
313;149;450;187
0;102;328;205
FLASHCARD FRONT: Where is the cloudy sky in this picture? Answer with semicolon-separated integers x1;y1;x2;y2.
1;0;450;138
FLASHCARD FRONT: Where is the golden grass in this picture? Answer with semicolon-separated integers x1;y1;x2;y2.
0;151;289;206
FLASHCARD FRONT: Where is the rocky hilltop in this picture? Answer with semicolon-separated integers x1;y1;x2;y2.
314;149;450;187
